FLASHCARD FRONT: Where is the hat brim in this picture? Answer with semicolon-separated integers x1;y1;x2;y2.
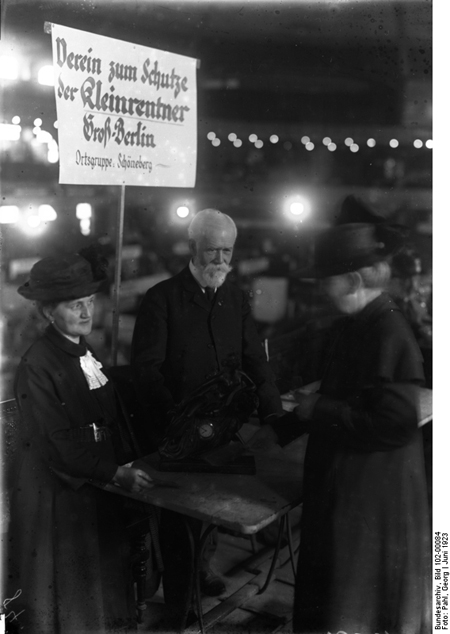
17;279;104;302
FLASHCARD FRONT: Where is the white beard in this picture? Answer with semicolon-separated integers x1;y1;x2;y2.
201;262;232;288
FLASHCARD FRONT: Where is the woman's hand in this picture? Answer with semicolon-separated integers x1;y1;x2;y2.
112;466;154;493
293;393;320;422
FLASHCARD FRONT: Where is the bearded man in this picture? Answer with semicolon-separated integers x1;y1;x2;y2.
131;208;282;630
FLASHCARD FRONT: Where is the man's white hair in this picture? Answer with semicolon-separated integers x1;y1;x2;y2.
188;208;237;242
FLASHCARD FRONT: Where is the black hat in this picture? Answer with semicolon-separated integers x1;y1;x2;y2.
18;249;108;302
313;222;407;278
298;194;408;279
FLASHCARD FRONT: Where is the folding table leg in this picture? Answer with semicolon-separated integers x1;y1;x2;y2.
257;514;286;594
286;512;298;580
195;523;217;633
181;518;217;634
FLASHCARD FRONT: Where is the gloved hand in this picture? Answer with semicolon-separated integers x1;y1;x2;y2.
270;409;310;446
294;392;321;421
246;424;280;452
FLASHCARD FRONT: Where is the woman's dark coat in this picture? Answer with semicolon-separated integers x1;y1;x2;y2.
4;325;136;633
276;293;431;633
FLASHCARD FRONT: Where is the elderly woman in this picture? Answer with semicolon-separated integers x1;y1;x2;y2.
254;220;431;633
4;251;153;633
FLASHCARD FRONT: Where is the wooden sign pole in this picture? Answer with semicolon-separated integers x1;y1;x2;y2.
111;184;125;366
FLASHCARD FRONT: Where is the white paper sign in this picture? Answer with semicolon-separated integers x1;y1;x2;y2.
51;23;197;187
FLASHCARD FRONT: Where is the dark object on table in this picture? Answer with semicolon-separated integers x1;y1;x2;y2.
158;443;256;474
159;363;258;463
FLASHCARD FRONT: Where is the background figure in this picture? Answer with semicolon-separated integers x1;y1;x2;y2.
253;219;431;633
4;251;154;634
390;246;432;370
131;208;283;630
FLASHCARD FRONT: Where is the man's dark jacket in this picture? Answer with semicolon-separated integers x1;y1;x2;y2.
131;265;282;439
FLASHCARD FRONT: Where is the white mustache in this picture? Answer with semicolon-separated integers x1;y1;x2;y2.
204;263;232;274
202;262;232;287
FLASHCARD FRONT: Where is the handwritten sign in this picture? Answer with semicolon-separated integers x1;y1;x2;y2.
51;23;197;187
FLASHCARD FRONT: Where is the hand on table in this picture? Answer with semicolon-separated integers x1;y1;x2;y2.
113;466;155;493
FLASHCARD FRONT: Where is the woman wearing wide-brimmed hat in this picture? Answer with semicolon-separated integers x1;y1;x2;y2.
251;207;431;633
4;249;154;633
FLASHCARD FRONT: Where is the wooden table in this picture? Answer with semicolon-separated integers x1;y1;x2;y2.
104;449;304;533
100;443;306;632
417;387;433;426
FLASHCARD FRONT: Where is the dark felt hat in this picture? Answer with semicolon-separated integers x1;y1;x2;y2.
313;221;407;278
17;249;107;302
295;194;409;279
